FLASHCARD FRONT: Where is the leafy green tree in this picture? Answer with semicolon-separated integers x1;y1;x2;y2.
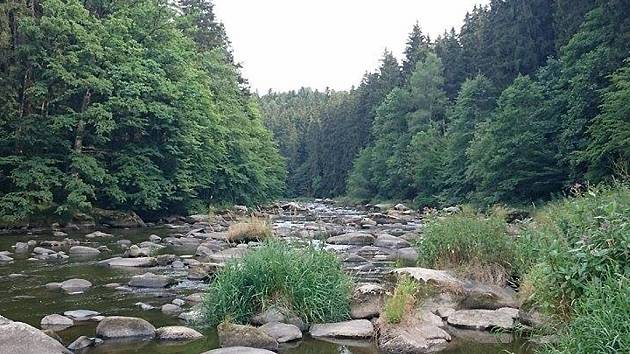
468;75;565;204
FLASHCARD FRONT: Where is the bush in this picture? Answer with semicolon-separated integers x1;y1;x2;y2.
203;240;352;326
416;209;514;284
227;217;272;243
383;276;418;324
515;183;630;315
543;275;630;354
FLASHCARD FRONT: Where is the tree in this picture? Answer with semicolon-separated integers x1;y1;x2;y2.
401;22;431;81
468;75;565;204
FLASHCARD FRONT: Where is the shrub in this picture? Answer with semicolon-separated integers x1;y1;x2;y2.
203;240;352;326
543;275;630;354
415;210;514;283
383;276;418;324
227;217;272;243
515;183;630;315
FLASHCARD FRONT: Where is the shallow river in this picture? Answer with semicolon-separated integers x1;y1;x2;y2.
0;205;534;354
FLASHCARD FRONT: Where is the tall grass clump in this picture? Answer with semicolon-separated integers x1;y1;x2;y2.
416;208;514;284
203;240;352;326
227;217;272;243
543;275;629;354
515;183;630;316
383;276;418;324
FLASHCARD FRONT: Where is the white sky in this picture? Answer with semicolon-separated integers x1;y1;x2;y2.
213;0;489;93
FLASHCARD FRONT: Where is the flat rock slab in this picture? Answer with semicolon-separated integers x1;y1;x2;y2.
374;234;411;249
201;348;276;354
41;314;74;329
60;278;92;293
0;321;71;354
96;316;156;339
326;232;375;246
156;326;204;341
85;231;113;238
310;319;375;339
69;246;101;256
379;324;451;354
447;308;519;331
259;322;302;343
395;267;464;289
102;257;157;267
64;310;100;321
128;273;174;288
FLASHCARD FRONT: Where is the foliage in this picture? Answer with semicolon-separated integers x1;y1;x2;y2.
416;209;514;280
383;276;418;324
515;183;630;316
0;0;284;224
543;275;630;354
203;240;352;326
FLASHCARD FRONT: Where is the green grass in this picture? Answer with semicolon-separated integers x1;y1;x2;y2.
202;240;352;326
543;275;630;354
383;276;418;324
415;208;515;283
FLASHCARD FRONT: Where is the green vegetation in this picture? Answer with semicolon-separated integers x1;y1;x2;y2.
203;240;352;326
416;208;514;284
383;276;418;324
0;0;285;225
226;217;272;243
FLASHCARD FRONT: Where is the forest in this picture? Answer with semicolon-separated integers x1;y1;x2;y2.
261;0;630;207
0;0;285;224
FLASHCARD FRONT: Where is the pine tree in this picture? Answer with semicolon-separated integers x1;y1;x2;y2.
401;22;431;81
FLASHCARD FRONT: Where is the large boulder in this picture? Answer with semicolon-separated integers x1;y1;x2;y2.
396;248;418;264
394;267;464;290
60;278;92;293
0;321;71;354
350;284;385;319
309;319;374;339
93;209;146;228
217;322;279;351
446;307;519;331
251;307;306;331
155;326;204;341
460;284;518;310
379;323;450;354
201;348;275;354
258;322;302;343
40;314;74;330
128;273;174;288
326;232;375;246
14;242;30;254
96;316;156;339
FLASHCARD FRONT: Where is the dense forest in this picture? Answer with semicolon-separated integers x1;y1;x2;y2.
261;0;630;206
0;0;285;223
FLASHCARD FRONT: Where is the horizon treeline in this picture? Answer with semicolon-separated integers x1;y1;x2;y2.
0;0;285;223
261;0;630;206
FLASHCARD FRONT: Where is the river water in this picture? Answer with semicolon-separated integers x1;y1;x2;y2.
0;203;534;354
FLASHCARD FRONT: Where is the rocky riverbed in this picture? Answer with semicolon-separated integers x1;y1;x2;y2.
0;201;535;354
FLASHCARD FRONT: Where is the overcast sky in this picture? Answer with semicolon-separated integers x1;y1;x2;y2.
213;0;489;93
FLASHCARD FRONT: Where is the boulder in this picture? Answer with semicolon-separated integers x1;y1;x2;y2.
374;234;411;249
0;254;14;263
69;246;101;257
309;319;374;339
396;247;419;264
447;307;519;331
251;307;306;331
96;316;156;339
379;323;450;354
460;284;518;310
60;278;92;293
14;242;30;254
259;322;302;343
0;314;12;325
201;348;275;354
93;209;146;228
67;336;96;351
161;304;183;316
40;314;74;329
155;326;204;341
0;321;71;354
217;322;278;351
350;284;385;319
129;273;174;288
149;234;162;243
185;293;204;303
326;232;375;246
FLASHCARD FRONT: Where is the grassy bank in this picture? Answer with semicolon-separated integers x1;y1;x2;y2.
413;183;629;353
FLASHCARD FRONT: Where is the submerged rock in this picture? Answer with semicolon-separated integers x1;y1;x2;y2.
309;319;375;339
85;231;113;239
128;273;174;288
217;322;278;351
68;246;101;257
63;310;100;321
101;257;157;267
60;278;92;293
95;316;156;339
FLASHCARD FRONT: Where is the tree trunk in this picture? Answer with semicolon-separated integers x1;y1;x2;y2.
73;89;91;154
